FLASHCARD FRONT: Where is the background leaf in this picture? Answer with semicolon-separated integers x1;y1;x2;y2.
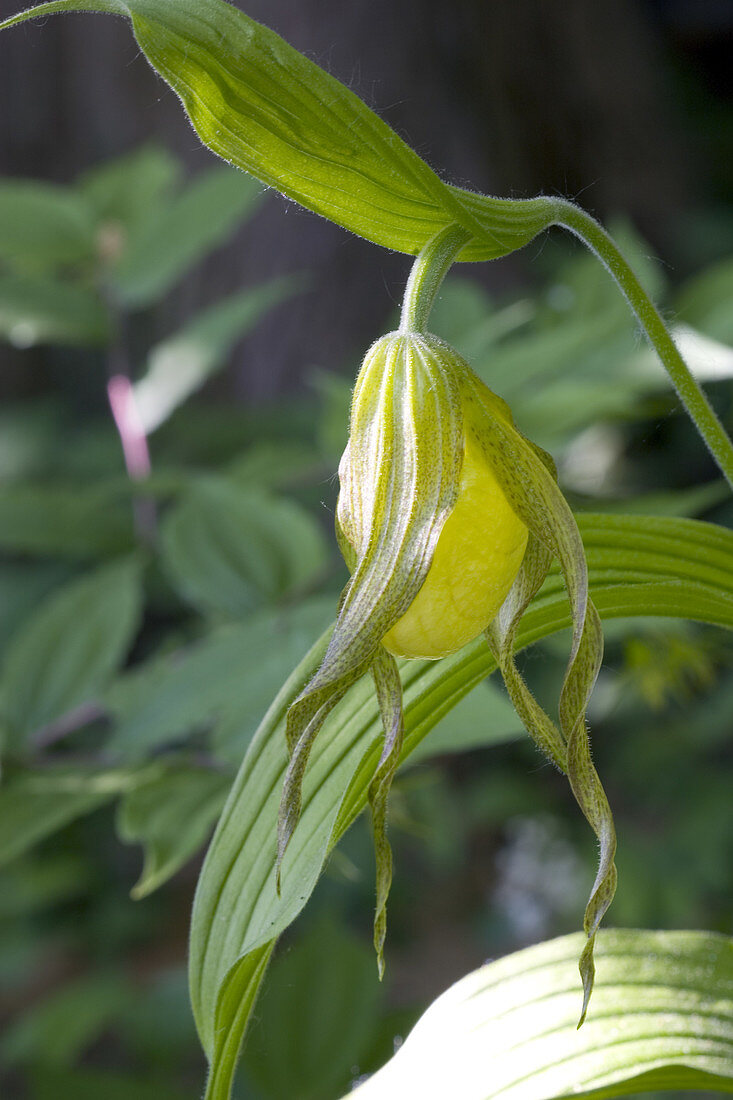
0;561;74;661
0;972;132;1069
348;929;733;1100
116;765;230;898
107;596;335;762
111;165;262;307
242;919;383;1100
0;485;135;558
80;144;180;233
0;766;143;866
134;278;299;433
0;556;143;748
160;478;327;617
0;179;96;273
408;680;522;763
0;274;108;347
29;1067;188;1100
675;254;733;342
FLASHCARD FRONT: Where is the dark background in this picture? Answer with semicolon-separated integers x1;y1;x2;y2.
1;0;731;400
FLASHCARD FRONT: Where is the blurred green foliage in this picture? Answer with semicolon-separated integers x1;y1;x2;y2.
0;148;731;1098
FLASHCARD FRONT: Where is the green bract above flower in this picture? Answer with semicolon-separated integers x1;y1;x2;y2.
278;278;617;1021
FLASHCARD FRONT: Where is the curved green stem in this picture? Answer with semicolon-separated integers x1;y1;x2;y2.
400;224;471;333
549;197;733;492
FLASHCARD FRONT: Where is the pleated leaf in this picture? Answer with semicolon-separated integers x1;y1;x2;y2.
189;514;733;1100
348;929;733;1100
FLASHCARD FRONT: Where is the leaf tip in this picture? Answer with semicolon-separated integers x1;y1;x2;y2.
577;934;596;1028
373;903;387;982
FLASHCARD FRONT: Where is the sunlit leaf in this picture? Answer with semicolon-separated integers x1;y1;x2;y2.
631;323;733;385
0;557;143;748
188;514;733;1099
348;929;733;1100
160;478;327;617
134;278;298;433
117;765;230;897
0;0;555;261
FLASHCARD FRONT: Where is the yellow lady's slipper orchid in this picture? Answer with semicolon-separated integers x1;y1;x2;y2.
280;229;616;1024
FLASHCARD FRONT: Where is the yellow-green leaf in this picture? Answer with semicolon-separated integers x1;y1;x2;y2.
0;0;554;261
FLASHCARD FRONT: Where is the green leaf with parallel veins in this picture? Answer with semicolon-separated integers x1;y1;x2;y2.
0;0;555;261
117;766;230;897
0;557;143;748
0;179;96;273
188;514;733;1100
112;166;262;307
160;479;327;617
0;274;108;347
347;929;733;1100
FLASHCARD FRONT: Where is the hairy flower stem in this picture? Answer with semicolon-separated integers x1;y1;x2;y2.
400;224;471;333
549;197;733;493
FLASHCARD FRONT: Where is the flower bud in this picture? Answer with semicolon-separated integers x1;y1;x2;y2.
283;323;615;1020
337;331;528;659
